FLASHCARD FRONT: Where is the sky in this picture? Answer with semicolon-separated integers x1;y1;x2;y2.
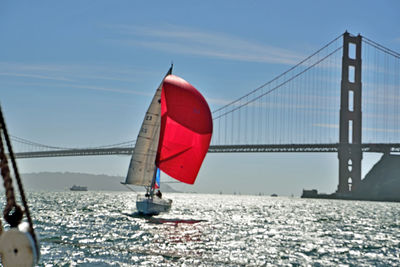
1;1;400;195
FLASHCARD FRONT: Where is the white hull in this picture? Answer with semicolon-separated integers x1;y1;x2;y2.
136;195;172;216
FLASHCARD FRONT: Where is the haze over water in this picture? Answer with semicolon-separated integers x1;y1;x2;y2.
19;191;400;266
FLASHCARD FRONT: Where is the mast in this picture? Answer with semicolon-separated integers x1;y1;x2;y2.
124;64;173;186
148;64;173;197
148;167;158;197
167;63;173;75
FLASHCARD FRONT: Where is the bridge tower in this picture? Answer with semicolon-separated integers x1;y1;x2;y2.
337;32;362;194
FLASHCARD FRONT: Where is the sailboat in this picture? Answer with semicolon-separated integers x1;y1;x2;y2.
123;65;213;216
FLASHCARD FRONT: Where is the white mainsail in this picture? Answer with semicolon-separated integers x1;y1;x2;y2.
124;77;165;186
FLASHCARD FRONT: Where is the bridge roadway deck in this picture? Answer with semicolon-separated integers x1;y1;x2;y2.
13;143;400;158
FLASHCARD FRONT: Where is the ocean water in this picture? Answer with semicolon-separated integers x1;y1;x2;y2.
15;192;400;266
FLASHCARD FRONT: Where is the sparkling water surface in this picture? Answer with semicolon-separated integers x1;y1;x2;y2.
22;192;400;266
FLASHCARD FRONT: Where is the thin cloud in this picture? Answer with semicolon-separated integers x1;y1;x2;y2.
0;62;145;84
0;62;161;97
107;24;306;65
314;123;400;133
314;123;339;129
0;72;73;82
207;97;234;106
2;80;152;97
66;84;151;96
363;127;400;133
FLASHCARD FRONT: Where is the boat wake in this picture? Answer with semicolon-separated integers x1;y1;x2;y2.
146;217;207;225
122;212;206;225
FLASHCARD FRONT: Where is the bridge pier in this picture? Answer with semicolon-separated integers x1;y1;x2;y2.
337;32;362;194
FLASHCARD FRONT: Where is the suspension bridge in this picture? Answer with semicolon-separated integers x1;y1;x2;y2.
6;32;400;195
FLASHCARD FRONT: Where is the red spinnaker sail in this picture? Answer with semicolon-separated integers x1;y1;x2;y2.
156;75;213;184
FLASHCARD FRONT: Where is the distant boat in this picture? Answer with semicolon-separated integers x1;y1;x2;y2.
271;193;278;197
70;185;88;191
122;65;213;216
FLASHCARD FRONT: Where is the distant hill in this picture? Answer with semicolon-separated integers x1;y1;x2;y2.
20;172;179;192
302;154;400;202
353;154;400;201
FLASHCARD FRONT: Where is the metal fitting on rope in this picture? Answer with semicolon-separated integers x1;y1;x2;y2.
3;205;23;228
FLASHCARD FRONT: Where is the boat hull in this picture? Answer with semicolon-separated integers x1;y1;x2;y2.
136;196;172;216
70;185;87;191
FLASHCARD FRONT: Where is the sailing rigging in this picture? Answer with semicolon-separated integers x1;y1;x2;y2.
123;66;212;215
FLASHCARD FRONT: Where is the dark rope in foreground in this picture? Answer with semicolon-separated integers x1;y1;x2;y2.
0;105;40;257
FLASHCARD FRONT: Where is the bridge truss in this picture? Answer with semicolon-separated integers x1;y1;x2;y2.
13;143;400;159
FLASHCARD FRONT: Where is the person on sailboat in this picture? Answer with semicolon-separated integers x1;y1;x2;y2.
156;190;162;198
